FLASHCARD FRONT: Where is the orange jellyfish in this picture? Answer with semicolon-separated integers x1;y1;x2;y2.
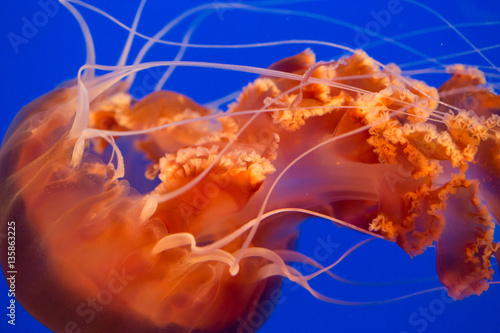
1;1;499;332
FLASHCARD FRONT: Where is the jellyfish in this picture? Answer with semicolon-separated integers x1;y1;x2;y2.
1;1;499;332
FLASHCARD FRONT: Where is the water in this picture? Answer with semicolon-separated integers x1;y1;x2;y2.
0;1;498;332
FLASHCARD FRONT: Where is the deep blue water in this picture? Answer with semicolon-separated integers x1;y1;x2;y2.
0;1;499;332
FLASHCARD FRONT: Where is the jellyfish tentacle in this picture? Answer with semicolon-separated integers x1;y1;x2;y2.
59;0;95;79
116;0;147;67
403;0;500;74
2;3;500;330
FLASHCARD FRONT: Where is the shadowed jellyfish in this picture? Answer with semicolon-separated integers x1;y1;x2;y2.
0;1;499;332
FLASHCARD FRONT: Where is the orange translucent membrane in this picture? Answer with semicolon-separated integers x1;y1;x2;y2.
1;49;499;332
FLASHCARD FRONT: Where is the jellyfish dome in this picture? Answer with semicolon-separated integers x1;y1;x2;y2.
0;1;499;332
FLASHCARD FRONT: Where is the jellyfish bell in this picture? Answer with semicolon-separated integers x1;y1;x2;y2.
1;1;500;333
0;70;290;332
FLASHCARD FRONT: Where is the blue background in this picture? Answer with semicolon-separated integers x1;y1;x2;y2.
1;1;499;332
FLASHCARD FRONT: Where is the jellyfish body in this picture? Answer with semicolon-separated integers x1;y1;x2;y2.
0;84;292;332
1;1;500;333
